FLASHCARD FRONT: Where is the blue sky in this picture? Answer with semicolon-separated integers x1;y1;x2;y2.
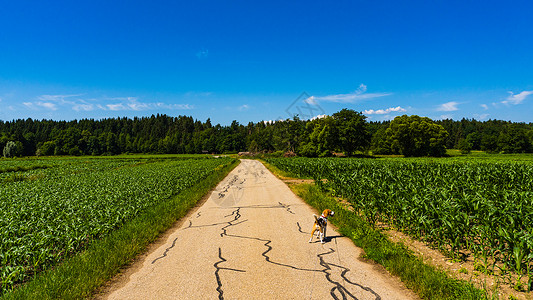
1;0;532;124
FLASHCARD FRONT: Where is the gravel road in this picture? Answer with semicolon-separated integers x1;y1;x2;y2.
102;160;417;300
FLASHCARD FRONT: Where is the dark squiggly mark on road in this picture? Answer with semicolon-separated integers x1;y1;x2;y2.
219;209;322;272
153;209;248;264
318;248;359;300
224;209;240;218
296;222;308;234
196;211;201;218
328;261;382;300
218;207;381;299
220;203;297;213
227;232;323;272
151;237;179;264
217;175;242;199
317;248;381;300
278;202;295;214
214;247;246;300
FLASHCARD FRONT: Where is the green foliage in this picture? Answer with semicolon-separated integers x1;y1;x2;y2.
386;115;449;157
1;113;532;158
498;124;532;154
371;126;393;155
458;138;473;154
0;157;234;295
3;141;23;158
332;109;371;155
436;118;533;154
299;116;337;157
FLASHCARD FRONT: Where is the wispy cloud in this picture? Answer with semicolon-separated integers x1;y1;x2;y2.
196;48;209;59
480;104;489;110
474;113;490;120
307;84;392;104
437;101;460;112
38;94;82;103
104;98;193;111
238;104;250;111
72;103;95;112
156;103;193;110
502;91;533;105
22;95;193;112
24;101;58;111
363;106;406;115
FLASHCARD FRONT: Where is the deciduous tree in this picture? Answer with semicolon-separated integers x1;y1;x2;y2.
386;115;448;157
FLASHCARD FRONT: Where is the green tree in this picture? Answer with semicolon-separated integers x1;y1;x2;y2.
332;109;370;155
299;117;337;157
371;126;392;155
457;138;472;154
3;141;24;158
385;115;449;157
248;140;259;152
465;132;481;150
39;141;57;156
497;124;531;153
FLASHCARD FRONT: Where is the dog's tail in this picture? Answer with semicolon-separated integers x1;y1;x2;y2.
313;214;319;222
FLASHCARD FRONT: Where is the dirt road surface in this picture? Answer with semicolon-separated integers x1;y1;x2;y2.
102;160;417;300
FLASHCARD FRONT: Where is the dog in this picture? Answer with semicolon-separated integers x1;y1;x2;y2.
308;209;334;243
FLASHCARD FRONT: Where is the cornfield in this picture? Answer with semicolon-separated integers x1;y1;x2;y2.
267;157;533;289
0;157;233;294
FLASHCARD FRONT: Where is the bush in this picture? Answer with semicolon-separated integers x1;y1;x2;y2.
3;141;23;158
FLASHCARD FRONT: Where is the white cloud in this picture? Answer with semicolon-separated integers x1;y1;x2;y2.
156;103;193;110
502;91;533;105
311;84;391;104
38;94;82;103
23;101;58;111
439;114;453;120
480;104;489;110
437;101;460;112
127;100;149;111
310;114;328;120
106;103;126;111
20;94;193;113
73;104;94;111
315;92;392;103
363;106;406;115
238;104;250;111
474;113;490;120
38;102;58;110
104;98;193;111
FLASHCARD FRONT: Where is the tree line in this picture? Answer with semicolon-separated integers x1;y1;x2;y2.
1;109;533;158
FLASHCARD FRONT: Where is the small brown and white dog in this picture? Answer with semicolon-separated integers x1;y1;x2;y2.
309;209;334;243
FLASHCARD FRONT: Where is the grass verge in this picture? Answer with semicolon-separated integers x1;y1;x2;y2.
2;159;239;300
262;160;487;300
